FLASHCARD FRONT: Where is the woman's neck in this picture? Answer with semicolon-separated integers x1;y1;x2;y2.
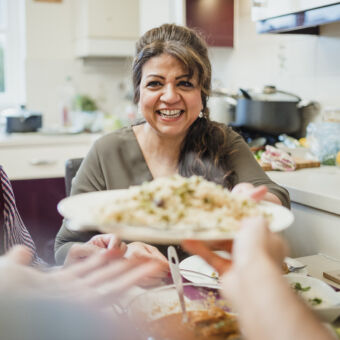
132;123;184;177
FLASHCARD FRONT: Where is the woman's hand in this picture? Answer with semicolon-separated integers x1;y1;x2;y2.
125;242;170;287
232;183;268;202
64;234;127;266
232;182;282;205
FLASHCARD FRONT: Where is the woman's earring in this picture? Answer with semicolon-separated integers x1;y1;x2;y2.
198;111;204;118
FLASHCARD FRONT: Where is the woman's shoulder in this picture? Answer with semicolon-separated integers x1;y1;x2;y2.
94;126;136;148
207;121;243;145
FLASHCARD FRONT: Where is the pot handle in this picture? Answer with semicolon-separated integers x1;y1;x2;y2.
275;90;302;102
263;85;302;102
297;100;320;110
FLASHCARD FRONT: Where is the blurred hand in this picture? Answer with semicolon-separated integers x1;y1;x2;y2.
125;242;169;287
182;217;288;276
65;234;127;266
0;245;161;307
231;183;268;202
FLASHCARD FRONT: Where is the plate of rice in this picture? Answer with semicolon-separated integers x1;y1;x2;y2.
58;175;294;244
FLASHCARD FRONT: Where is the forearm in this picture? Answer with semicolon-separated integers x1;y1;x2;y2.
226;256;334;340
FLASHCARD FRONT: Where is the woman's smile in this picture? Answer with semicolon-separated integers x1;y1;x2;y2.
139;53;203;140
156;109;185;122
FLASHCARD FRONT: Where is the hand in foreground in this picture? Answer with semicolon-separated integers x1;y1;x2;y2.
183;220;335;340
64;233;127;266
124;242;170;287
182;216;288;278
0;245;161;307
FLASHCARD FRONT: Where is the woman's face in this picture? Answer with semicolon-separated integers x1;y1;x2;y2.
139;53;203;141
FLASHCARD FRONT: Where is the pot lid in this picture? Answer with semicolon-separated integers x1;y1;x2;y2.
245;85;301;102
1;105;40;117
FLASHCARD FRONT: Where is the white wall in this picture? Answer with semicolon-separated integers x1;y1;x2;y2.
25;0;133;127
24;0;340;127
209;0;340;113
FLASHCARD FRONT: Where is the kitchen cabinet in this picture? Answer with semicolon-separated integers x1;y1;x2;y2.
139;0;185;35
267;167;340;259
186;0;234;47
252;0;340;34
74;0;139;57
0;133;99;263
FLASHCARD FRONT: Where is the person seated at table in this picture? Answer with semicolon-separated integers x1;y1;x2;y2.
0;165;44;265
182;217;335;340
55;23;289;273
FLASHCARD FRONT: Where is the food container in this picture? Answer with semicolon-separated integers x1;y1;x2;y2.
285;274;340;322
127;283;239;340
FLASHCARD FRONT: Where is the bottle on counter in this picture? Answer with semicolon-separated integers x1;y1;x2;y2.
58;76;76;129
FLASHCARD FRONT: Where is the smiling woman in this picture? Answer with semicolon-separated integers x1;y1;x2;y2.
55;23;289;267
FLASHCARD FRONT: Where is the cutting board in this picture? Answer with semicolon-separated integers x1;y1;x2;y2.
259;157;321;171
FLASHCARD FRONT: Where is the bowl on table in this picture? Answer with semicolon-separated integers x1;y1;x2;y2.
285;274;340;322
127;282;241;340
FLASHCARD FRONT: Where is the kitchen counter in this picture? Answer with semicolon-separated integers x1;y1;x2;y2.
0;132;102;180
0;131;101;147
267;166;340;215
267;166;340;259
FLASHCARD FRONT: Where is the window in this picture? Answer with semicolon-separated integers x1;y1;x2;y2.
0;0;25;109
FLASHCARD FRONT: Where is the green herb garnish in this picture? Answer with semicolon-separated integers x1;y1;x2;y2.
294;282;311;292
309;298;322;306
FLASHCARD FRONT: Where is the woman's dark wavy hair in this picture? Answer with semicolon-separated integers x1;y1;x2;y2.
132;24;235;189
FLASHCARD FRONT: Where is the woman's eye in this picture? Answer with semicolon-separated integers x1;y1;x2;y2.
146;81;162;88
178;81;194;88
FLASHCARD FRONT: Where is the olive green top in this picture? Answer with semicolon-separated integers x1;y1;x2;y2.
55;123;290;264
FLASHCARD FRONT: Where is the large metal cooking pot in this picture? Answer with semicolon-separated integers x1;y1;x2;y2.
234;86;302;135
2;105;42;133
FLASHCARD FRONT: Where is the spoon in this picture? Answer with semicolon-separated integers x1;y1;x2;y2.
168;246;188;323
287;264;307;273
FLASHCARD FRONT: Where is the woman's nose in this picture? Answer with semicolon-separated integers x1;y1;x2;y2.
160;85;180;103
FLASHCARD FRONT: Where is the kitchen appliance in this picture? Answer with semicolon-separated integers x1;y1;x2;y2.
3;106;42;133
210;86;319;140
234;86;303;135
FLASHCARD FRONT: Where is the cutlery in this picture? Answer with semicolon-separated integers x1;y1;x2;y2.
168;246;188;323
287;264;307;272
180;268;221;283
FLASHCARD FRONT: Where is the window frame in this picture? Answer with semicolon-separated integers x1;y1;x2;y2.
0;0;26;110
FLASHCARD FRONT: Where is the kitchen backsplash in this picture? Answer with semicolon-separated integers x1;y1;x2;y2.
208;1;340;115
25;0;340;127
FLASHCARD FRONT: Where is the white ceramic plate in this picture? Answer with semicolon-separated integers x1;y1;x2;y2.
179;254;308;285
57;189;294;244
179;251;230;285
285;274;340;322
